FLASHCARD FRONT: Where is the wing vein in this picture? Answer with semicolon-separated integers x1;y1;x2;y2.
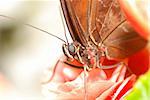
98;0;115;39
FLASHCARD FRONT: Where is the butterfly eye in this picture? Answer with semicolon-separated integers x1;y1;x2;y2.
68;44;76;55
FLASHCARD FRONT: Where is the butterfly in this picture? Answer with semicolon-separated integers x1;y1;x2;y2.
0;0;147;70
60;0;147;69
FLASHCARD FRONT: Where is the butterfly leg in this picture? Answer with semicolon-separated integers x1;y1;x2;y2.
75;46;92;71
96;56;102;69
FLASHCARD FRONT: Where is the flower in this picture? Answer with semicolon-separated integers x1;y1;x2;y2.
42;58;136;100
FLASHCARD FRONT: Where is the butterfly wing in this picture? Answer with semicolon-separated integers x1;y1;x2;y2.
60;0;89;46
103;21;147;60
95;0;147;60
60;0;147;60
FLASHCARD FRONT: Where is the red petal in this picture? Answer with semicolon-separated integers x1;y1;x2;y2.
101;57;120;66
88;68;107;81
118;0;150;40
48;57;83;83
128;48;149;76
113;75;136;100
97;81;122;100
110;64;127;82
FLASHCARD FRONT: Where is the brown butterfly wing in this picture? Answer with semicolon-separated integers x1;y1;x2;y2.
60;0;147;60
88;0;125;44
60;0;88;46
103;21;147;60
94;0;147;59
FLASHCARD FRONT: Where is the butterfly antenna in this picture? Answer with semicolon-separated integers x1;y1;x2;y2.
59;6;69;44
0;14;66;43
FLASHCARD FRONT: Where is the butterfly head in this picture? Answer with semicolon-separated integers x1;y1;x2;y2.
62;41;100;68
62;42;80;59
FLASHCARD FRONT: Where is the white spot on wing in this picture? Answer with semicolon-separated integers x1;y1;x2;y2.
122;26;129;32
